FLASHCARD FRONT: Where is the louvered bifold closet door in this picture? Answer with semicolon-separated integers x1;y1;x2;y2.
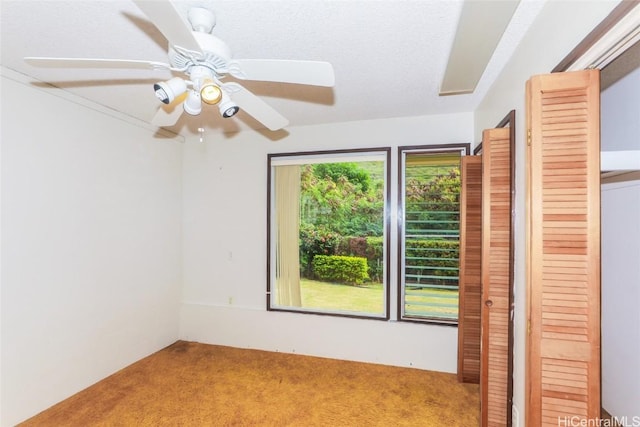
481;128;511;427
526;69;600;426
458;155;482;384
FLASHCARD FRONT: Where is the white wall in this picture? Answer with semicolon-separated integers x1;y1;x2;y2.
180;112;473;372
601;63;640;420
0;69;183;426
601;179;640;420
602;65;640;152
473;1;619;425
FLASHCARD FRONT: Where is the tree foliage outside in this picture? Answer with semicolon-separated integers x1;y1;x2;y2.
405;167;460;208
297;160;461;288
299;162;384;284
300;162;384;237
404;164;461;290
405;167;460;232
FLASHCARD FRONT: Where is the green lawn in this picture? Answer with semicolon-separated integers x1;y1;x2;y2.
300;279;458;318
300;279;384;314
404;287;459;319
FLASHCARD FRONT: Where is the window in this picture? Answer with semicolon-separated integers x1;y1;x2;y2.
267;148;390;319
398;145;469;323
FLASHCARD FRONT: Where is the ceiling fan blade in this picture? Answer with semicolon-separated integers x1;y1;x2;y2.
224;83;289;131
24;57;172;70
132;0;203;54
231;59;335;87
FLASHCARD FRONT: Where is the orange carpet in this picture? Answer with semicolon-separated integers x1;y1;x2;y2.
21;341;479;426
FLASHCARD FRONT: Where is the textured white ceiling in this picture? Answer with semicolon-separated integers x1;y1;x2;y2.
0;0;546;137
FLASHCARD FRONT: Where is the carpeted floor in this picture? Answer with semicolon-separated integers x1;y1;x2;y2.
21;341;479;426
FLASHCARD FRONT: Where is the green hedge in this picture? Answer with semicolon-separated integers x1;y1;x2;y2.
301;230;457;286
336;236;383;282
312;255;369;286
299;224;341;278
405;239;459;286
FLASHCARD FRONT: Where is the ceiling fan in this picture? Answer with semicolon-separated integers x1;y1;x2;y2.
24;0;335;131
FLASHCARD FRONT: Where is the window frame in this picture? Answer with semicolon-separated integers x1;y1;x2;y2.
397;143;471;325
267;147;391;320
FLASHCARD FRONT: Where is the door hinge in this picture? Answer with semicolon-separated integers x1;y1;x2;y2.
527;129;532;146
528;319;531;335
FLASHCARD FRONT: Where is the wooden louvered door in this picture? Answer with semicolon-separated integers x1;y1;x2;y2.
458;155;482;384
481;127;512;427
526;69;600;426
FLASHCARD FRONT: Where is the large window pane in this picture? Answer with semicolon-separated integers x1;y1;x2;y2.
399;146;468;323
268;149;389;319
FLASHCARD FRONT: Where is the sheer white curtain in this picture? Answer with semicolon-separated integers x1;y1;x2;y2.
274;165;302;307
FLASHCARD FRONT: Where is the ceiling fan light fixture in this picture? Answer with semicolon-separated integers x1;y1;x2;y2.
200;80;223;105
219;98;239;118
153;77;187;104
24;2;334;132
183;90;202;115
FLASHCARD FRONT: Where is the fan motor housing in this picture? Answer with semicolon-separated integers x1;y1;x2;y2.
168;32;231;73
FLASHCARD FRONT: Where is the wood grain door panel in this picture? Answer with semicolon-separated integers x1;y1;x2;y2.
481;127;512;427
526;69;601;426
458;155;482;384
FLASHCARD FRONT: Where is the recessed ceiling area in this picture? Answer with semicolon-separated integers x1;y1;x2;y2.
440;0;520;95
0;0;546;137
